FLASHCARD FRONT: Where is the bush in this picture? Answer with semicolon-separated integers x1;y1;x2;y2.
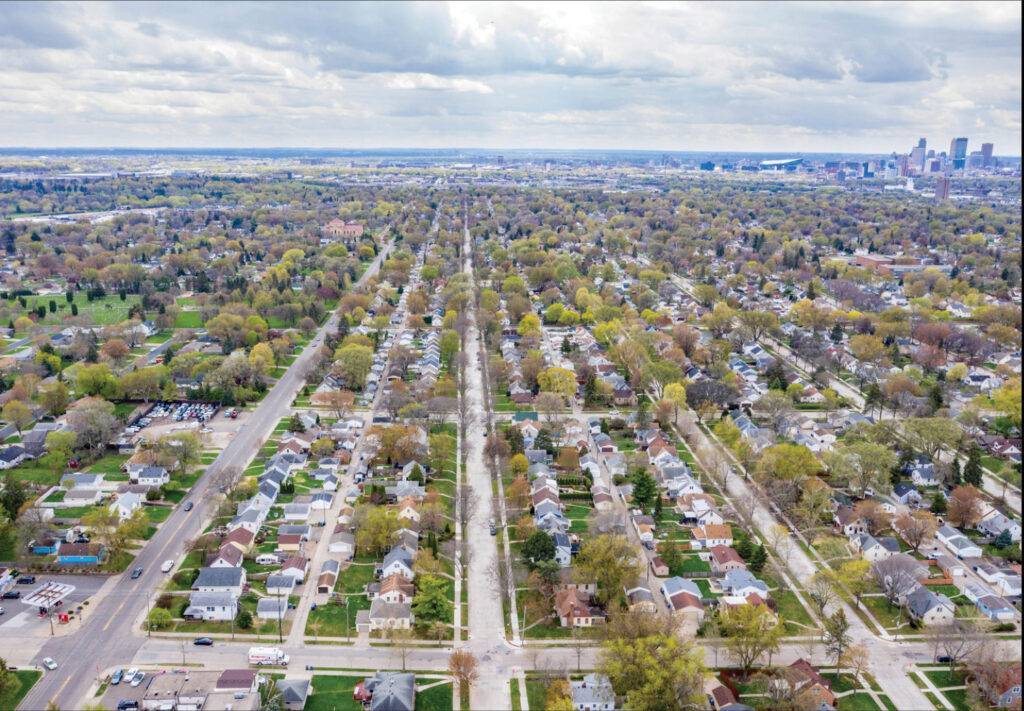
155;593;176;609
147;607;172;630
236;608;253;629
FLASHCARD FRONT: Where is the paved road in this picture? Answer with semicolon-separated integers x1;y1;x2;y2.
20;241;392;711
461;204;512;710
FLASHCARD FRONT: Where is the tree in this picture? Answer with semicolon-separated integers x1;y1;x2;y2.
0;658;22;704
505;476;530;512
824;442;897;498
333;343;373;389
663;382;687;424
448;650;479;693
248;342;276;375
1;400;32;436
522;530;556;568
38;381;70;417
147;607;172;630
0;474;28;520
353;505;400;555
947;485;983;529
853;500;892;536
412;574;452;625
43;430;77;478
822;609;851;665
748;544;767;573
962;445;983;487
719;604;784;677
631;470;657;513
235;607;253;629
738;310;779;342
990;377;1022;430
574;534;642;606
76;362;118;398
806;572;837;621
428;432;455;478
871;556;921;606
544;680;574;711
537;367;577;402
893;510;938;553
517;313;542;339
509;453;529;477
685;380;737;414
599;633;707;711
833;559;872;608
65;397;118;451
903;418;963;460
850;334;887;365
756;443;819;483
321;389;355;421
119;366;167;402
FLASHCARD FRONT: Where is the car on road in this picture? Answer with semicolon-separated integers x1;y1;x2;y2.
110;669;123;685
183;501;194;512
193;637;214;646
116;701;139;711
18;575;35;584
42;658;57;670
489;518;497;535
2;590;20;599
130;567;144;579
130;671;145;687
936;655;952;664
160;560;174;573
0;606;5;615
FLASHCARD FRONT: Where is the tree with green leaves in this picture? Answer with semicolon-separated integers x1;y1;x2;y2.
522;530;555;568
412;574;452;627
574;534;642;606
719;603;784;677
0;474;28;521
748;544;767;573
599;634;707;711
963;444;983;487
631;469;657;513
823;608;851;665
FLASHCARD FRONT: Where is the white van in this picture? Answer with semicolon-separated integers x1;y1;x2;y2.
160;560;175;574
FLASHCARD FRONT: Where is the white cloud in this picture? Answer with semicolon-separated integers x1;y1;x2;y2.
0;1;1018;152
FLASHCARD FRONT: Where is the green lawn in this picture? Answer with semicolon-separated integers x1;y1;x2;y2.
415;682;453;711
924;669;967;689
174;311;204;328
306;675;365;711
0;669;42;710
525;680;547;711
838;692;886;710
15;293;141;326
305;601;356;638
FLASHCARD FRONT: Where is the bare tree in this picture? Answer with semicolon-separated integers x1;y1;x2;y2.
387;627;414;671
871;556;922;606
459;484;478;528
928;620;986;670
448;649;479;693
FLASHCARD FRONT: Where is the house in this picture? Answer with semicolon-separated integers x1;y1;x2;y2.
675;493;723;526
994;575;1022;598
283;503;311;521
374;573;415;604
720;570;769;598
710;545;746;574
834;506;867;538
0;444;28;469
381;546;415;581
625;586;657;613
257;597;290;621
364;598;413;630
277;533;303;553
975;662;1021;709
357;672;415;711
280;556;308;582
661;577;705;621
571;673;616;711
855;534;900;562
328;528;355;558
133;465;170;487
777;659;836;709
553;532;573;568
63;488;102;506
56;542;105;565
910;460;940;487
905;586;955;626
590;485;614;512
266;574;297;597
208;543;244;568
277;679;312;711
221;527;255;553
554;588;606;627
937;525;984;559
979;511;1022;543
183;591;237;621
892;483;923;507
691;524;733;550
976;595;1017;622
192;566;246;597
934;555;965;578
216;669;259;693
318;560;340;593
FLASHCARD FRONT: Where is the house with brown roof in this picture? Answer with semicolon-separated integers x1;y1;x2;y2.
710;545;746;574
221;527;255;553
208;543;244;568
691;524;734;550
373;573;415;604
776;659;836;708
554;588;606;627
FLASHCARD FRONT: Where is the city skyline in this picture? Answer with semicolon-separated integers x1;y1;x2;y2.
1;1;1020;152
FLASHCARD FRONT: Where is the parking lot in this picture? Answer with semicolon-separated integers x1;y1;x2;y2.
128;401;249;450
0;574;106;635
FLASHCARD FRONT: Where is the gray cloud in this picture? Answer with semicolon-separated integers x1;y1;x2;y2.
0;1;1018;152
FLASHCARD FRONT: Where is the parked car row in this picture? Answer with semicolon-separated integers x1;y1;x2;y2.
146;401;218;422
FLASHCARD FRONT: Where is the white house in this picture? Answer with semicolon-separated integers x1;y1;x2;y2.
183;592;237;621
109;492;144;521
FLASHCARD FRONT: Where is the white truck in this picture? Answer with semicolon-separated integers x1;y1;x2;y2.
248;647;289;667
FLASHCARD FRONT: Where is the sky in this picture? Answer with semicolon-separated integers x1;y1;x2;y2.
1;1;1020;153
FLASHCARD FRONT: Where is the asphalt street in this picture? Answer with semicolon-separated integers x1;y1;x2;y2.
19;241;391;711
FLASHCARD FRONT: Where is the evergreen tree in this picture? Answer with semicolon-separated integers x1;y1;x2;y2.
963;445;983;487
930;493;947;514
748;544;767;573
631;469;658;513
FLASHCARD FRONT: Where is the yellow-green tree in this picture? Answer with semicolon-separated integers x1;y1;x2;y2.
599;633;707;711
537;367;577;402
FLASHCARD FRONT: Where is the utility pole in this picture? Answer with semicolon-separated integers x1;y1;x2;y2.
277;587;283;644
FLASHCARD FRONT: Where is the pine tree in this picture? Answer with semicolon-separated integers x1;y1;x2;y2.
963;445;983;487
749;544;767;573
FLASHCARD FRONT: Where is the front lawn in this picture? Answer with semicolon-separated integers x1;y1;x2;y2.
306;675;365;711
0;669;42;709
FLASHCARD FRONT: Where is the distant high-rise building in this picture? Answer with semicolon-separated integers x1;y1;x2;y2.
910;145;926;172
935;175;951;201
981;142;994;167
949;137;968;170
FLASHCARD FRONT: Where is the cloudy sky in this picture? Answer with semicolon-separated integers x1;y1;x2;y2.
1;1;1020;153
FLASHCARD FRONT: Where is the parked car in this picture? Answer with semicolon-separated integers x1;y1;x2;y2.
130;671;145;687
110;669;123;685
193;637;214;646
0;607;5;616
2;591;20;599
18;576;36;584
42;658;58;670
130;567;144;579
116;701;139;711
